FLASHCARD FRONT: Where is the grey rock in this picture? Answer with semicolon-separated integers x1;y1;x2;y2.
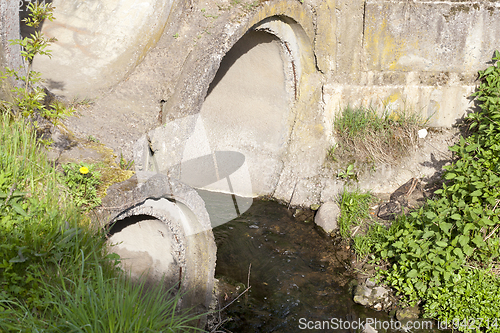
353;283;392;311
366;278;377;288
314;201;340;233
396;305;420;322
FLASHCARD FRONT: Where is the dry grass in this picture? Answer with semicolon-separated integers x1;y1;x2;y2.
331;105;426;166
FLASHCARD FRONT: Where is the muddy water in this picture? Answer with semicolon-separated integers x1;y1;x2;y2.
208;197;450;333
210;198;392;332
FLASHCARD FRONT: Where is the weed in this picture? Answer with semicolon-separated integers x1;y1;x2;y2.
44;262;205;332
119;152;134;171
353;222;389;259
87;134;99;143
61;162;101;209
337;163;357;181
173;33;180;38
69;97;94;108
1;1;74;124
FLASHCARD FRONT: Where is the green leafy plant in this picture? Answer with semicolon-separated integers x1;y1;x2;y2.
337;163;357;181
119;152;134;171
61;162;101;209
364;51;500;332
87;134;99;143
1;1;74;123
353;222;389;259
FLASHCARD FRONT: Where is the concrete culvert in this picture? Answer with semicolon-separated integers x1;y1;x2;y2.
99;173;217;320
107;214;181;287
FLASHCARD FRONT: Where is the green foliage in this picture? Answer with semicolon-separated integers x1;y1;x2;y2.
119;152;135;171
423;267;500;332
353;222;389;259
61;162;102;209
367;51;500;332
0;112;108;312
337;189;372;239
1;1;74;123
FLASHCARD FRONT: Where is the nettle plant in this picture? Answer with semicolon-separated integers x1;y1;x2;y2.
369;51;500;332
1;1;73;123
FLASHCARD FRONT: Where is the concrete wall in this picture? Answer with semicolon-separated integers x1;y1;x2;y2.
325;0;500;128
3;0;500;200
0;0;22;101
31;0;175;98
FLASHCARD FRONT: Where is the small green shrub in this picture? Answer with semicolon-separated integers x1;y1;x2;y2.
61;162;102;209
1;1;74;123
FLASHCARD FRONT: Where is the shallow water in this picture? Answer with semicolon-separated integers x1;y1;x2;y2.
209;198;449;333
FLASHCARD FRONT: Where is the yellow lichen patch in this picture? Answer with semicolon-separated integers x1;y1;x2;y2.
314;123;324;135
80;140;134;199
364;14;413;71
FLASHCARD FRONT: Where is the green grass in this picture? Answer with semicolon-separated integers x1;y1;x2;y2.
332;105;426;166
336;189;373;239
0;112;204;331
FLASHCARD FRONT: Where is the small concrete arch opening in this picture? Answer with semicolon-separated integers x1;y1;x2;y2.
107;213;182;287
101;174;217;317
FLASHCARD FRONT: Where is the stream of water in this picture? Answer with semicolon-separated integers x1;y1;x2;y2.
196;190;448;332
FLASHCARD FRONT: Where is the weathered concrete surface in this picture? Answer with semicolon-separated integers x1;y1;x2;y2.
97;172;216;315
42;0;499;206
32;0;175;99
0;0;22;101
325;0;500;128
3;0;500;204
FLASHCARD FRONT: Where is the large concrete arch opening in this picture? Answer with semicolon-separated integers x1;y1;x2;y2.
199;29;293;195
139;14;322;201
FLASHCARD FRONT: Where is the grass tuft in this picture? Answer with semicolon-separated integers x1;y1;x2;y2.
332;105;426;166
336;189;373;239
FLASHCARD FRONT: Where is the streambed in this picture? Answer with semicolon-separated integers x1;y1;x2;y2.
210;198;447;333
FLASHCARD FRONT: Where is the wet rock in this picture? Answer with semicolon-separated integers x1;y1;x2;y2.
396;305;420;323
353;281;392;311
363;323;378;333
314;201;340;233
377;201;402;220
365;278;377;288
310;204;320;211
378;178;426;220
293;208;314;223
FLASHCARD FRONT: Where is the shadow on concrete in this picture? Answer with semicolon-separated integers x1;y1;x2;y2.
205;30;280;98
